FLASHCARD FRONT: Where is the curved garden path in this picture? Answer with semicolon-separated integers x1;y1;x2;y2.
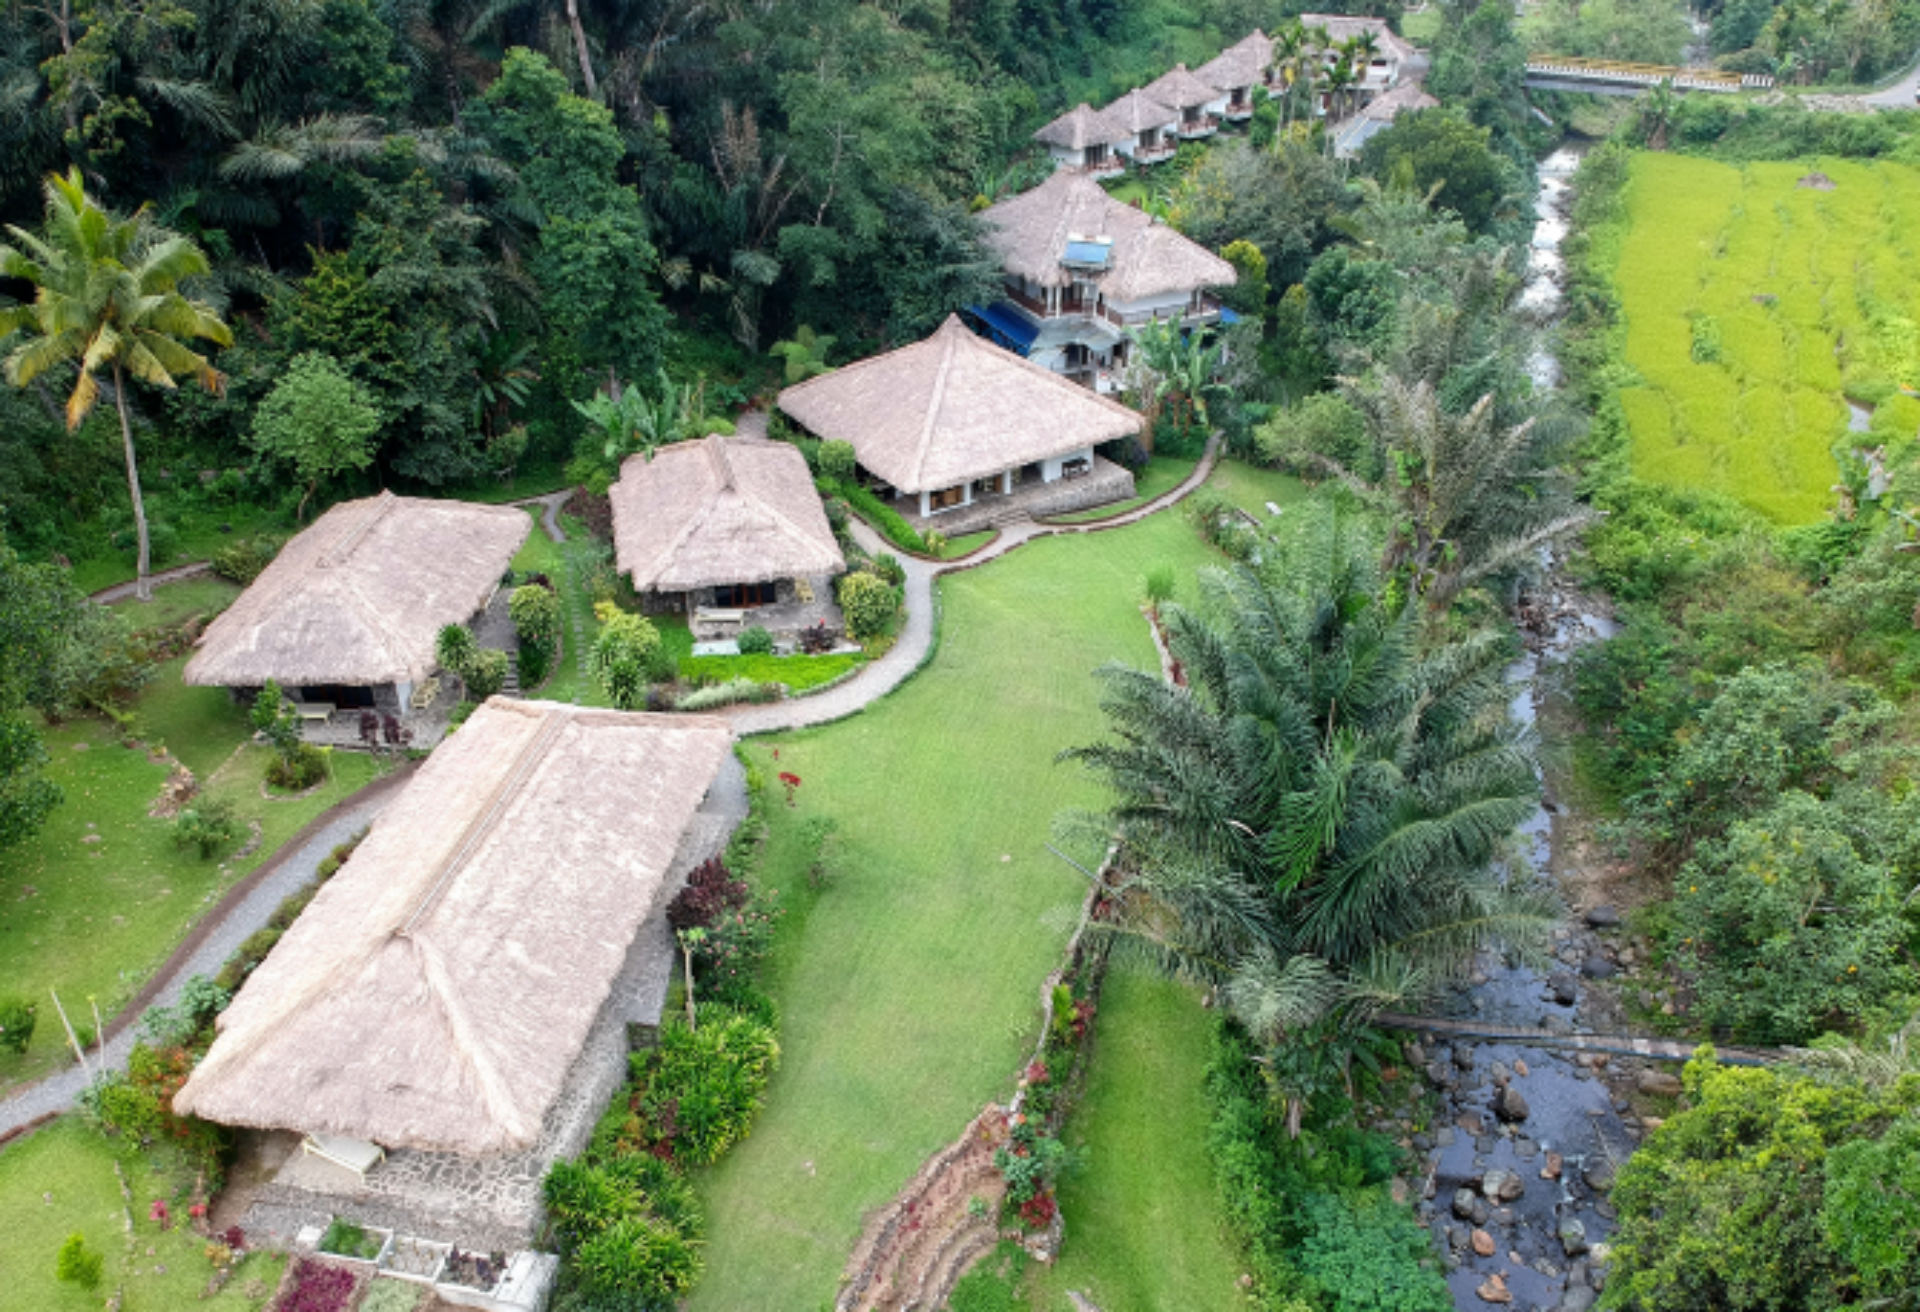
0;769;413;1138
724;434;1221;736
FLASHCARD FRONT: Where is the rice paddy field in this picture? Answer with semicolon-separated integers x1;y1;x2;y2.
1607;153;1920;523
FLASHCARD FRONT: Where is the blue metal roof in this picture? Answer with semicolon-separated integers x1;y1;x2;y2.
1062;239;1113;268
964;302;1041;355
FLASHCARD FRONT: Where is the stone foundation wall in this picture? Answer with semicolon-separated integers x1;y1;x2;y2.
904;459;1134;537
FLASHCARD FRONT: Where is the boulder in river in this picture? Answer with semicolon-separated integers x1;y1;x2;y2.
1495;1084;1532;1124
1548;971;1578;1005
1471;1228;1496;1257
1476;1273;1514;1305
1585;904;1621;928
1483;1168;1526;1202
1453;1188;1479;1220
1559;1216;1590;1258
1637;1069;1683;1098
1583;1159;1617;1193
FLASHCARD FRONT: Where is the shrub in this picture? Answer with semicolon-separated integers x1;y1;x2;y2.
319;1218;383;1259
590;606;667;710
667;857;750;934
55;1233;103;1291
250;679;301;757
1255;392;1374;481
173;795;239;858
869;553;905;587
435;623;478;673
210;535;281;585
510;583;561;652
0;994;37;1055
464;647;509;700
1294;1191;1451;1312
136;975;230;1048
214;927;282;992
735;625;773;655
816;477;929;554
641;1006;780;1166
1144;565;1176;607
571;1216;703;1305
673;677;776;711
837;571;897;640
516;643;551;688
277;1258;360;1312
817;439;857;480
267;743;329;791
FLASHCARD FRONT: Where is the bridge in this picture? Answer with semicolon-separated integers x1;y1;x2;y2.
1374;1012;1782;1067
1525;56;1774;97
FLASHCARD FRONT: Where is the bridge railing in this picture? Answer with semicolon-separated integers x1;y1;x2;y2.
1525;55;1773;92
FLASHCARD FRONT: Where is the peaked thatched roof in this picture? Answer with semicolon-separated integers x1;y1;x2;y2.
1301;13;1418;62
610;433;844;591
979;169;1237;301
183;493;530;689
174;699;733;1156
776;316;1144;493
1033;102;1132;151
1196;31;1274;90
1358;79;1439;120
1102;88;1179;134
1138;63;1224;110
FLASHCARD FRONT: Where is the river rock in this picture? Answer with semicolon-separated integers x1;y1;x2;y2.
1457;1111;1485;1135
1585;904;1621;928
1476;1273;1514;1305
1637;1069;1683;1097
1434;1126;1456;1147
1490;1060;1511;1084
1561;1288;1597;1312
1472;1197;1492;1225
1560;1216;1591;1258
1495;1085;1531;1123
1427;1061;1456;1089
1515;1059;1529;1077
1483;1169;1526;1202
1453;1188;1479;1220
1581;955;1617;979
1583;1160;1617;1193
1471;1228;1496;1257
1543;1151;1564;1180
1454;1044;1477;1070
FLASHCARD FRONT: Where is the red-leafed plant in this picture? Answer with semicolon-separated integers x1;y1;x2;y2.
777;771;801;805
667;858;750;934
1018;1191;1058;1230
276;1258;358;1312
149;1198;170;1228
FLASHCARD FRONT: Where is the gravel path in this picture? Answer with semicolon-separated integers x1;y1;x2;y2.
512;489;573;543
723;435;1220;736
90;560;215;603
0;779;403;1136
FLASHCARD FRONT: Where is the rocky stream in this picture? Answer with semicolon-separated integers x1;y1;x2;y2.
1402;143;1669;1312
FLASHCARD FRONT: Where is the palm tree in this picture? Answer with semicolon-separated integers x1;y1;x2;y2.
1061;510;1556;1130
1271;21;1307;131
1128;318;1228;449
769;325;836;383
0;169;232;600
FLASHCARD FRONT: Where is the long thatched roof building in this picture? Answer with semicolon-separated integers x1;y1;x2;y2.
776;315;1143;499
609;433;844;593
1032;102;1132;153
183;492;530;691
174;699;733;1156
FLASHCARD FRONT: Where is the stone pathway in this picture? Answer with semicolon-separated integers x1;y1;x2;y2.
0;776;406;1137
725;435;1221;736
89;560;214;603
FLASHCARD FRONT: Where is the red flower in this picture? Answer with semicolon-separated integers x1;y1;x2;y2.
150;1199;171;1227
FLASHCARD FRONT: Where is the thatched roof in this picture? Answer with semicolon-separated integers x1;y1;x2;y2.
1102;89;1179;135
1301;13;1418;62
174;699;733;1156
979;169;1237;301
610;433;844;591
1033;102;1133;151
183;493;530;689
1358;79;1438;120
1138;63;1224;110
776;316;1144;493
1195;31;1274;90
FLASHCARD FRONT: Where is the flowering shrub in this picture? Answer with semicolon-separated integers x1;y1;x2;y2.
638;1006;780;1167
589;605;667;709
836;570;897;640
277;1258;359;1312
1018;1192;1058;1230
91;1043;228;1178
994;1116;1067;1228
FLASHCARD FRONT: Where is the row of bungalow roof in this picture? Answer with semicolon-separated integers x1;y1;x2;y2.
1033;17;1430;179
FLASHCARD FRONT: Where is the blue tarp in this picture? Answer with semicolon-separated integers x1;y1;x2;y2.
1217;307;1241;325
965;302;1041;355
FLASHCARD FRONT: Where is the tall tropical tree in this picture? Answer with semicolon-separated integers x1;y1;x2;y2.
1062;511;1555;1130
0;169;232;600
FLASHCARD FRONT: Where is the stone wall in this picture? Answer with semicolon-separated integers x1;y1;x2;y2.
905;458;1135;536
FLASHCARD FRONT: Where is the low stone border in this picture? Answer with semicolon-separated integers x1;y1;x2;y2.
0;1111;58;1152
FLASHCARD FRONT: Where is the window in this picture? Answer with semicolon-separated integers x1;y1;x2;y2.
930;485;966;510
715;581;777;607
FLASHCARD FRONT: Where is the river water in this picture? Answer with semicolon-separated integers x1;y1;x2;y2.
1410;143;1640;1312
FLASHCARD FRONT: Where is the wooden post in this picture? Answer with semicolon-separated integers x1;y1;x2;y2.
50;988;91;1084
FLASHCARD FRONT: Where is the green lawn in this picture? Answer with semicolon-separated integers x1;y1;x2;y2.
0;1118;286;1312
65;505;286;596
0;716;382;1092
1202;458;1313;524
937;530;997;559
1024;969;1244;1312
1045;453;1202;523
509;512;613;707
1400;7;1440;42
681;652;863;693
690;508;1225;1310
1605;152;1920;523
108;576;242;633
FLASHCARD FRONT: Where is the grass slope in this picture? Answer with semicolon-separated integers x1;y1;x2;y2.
1608;152;1920;523
0;715;381;1091
690;510;1223;1310
1024;968;1245;1312
0;1118;286;1312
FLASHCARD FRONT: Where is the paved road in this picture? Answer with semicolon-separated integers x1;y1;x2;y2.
1864;59;1920;106
724;436;1221;736
0;779;404;1136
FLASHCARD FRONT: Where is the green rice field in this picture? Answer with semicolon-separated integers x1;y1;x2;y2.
1607;153;1920;523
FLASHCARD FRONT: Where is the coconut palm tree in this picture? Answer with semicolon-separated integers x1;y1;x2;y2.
0;169;232;600
1061;509;1556;1128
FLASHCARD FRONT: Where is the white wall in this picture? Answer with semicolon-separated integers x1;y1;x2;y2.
1041;447;1096;482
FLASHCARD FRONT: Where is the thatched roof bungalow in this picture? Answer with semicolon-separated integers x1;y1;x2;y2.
1101;89;1180;163
183;491;529;723
970;171;1237;394
1301;13;1420;99
174;698;733;1158
609;432;844;629
1032;103;1133;177
777;315;1144;532
1332;79;1439;157
1195;31;1275;117
1138;63;1228;136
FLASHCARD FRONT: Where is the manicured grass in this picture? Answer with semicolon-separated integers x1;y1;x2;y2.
65;504;285;596
0;1117;286;1311
681;652;863;693
1045;453;1202;523
1400;7;1441;42
509;512;614;707
689;509;1224;1310
1204;458;1313;523
108;576;242;632
937;530;997;559
1023;968;1244;1312
0;718;382;1093
132;656;254;778
1605;153;1920;523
